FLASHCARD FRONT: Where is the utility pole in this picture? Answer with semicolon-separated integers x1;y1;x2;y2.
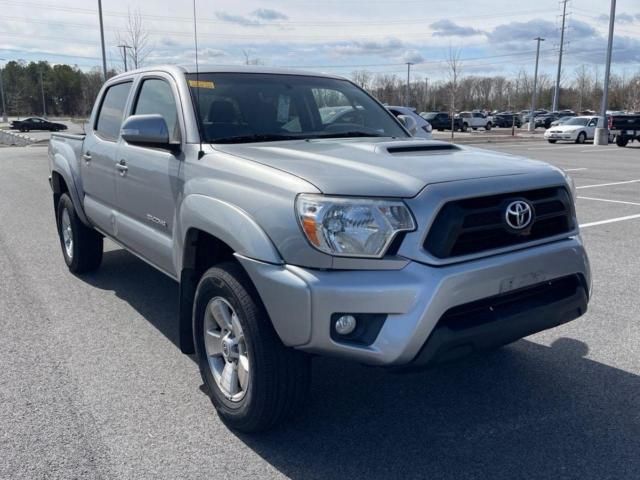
0;58;7;123
98;0;108;81
118;44;132;72
529;37;545;132
405;62;414;106
552;0;569;111
595;0;616;146
39;70;46;117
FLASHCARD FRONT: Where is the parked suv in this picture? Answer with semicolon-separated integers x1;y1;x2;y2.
458;111;493;131
420;111;463;131
48;66;591;432
493;113;522;128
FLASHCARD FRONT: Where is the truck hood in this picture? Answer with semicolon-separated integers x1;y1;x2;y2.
214;138;558;197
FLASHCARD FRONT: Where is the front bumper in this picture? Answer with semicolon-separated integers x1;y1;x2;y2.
238;236;591;367
545;132;575;140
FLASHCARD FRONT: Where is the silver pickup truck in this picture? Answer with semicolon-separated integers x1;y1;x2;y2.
49;65;591;432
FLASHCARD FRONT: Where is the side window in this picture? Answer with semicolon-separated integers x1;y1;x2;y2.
134;78;181;142
588;118;598;127
95;82;132;141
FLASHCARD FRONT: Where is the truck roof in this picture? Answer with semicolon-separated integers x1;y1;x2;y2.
107;64;347;82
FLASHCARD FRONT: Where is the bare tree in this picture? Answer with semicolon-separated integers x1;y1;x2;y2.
242;50;263;66
446;47;463;139
116;9;151;70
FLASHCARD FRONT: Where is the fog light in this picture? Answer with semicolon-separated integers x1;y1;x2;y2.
334;315;357;335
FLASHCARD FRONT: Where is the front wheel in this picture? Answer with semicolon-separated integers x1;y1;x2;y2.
485;122;492;131
194;262;311;432
461;123;468;132
548;140;557;144
576;132;587;144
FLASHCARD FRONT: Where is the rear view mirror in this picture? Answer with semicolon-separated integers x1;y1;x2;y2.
121;114;179;152
397;114;418;136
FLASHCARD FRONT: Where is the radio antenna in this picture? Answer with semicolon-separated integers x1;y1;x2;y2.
192;0;204;159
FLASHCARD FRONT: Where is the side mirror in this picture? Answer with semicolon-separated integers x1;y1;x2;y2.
397;114;418;136
121;114;179;152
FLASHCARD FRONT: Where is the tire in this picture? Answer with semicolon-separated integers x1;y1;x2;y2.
548;140;557;144
485;123;492;131
472;127;478;131
616;135;629;147
576;132;586;144
461;123;468;132
56;193;103;273
194;262;311;432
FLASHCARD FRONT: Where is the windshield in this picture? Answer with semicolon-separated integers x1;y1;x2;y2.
565;118;589;126
186;73;408;143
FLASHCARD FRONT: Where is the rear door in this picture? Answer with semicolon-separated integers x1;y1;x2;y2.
114;74;183;276
81;81;133;235
586;117;599;139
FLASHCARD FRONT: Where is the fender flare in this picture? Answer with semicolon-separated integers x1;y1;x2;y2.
176;194;282;272
50;152;90;226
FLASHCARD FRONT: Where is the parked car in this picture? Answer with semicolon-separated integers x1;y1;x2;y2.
49;65;590;432
494;113;522;128
550;116;575;127
387;106;432;139
544;116;603;143
535;113;561;130
609;114;640;147
11;117;67;132
458;111;493;131
419;111;463;131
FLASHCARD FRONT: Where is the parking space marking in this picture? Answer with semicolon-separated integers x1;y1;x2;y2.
564;168;588;172
580;213;640;229
526;144;580;151
577;179;640;189
578;196;640;207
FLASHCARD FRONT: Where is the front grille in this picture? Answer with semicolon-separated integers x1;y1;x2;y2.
424;187;574;259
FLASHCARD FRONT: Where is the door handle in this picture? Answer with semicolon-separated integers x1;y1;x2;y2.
83;152;92;163
116;159;128;176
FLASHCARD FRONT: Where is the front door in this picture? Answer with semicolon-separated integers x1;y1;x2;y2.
81;81;133;236
114;75;183;277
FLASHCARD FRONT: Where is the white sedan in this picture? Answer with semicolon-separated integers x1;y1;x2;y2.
544;116;602;144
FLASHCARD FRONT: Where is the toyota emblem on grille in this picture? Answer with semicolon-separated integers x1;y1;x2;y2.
505;200;533;230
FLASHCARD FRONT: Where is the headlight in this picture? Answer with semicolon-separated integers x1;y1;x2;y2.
296;194;416;257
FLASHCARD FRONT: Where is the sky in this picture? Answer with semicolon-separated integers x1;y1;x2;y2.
1;0;639;82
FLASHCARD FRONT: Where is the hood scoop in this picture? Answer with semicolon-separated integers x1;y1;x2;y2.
383;142;460;155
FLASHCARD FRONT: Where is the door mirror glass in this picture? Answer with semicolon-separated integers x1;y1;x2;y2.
397;114;418;136
121;114;179;151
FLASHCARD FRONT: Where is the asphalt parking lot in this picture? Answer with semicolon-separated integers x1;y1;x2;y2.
0;142;639;479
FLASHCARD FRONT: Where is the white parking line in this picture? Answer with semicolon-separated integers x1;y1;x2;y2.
577;179;640;189
564;168;588;172
580;214;640;229
578;196;640;207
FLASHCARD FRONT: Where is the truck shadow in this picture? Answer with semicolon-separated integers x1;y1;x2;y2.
86;248;640;480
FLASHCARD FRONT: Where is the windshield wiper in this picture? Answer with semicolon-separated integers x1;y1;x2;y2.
212;133;302;144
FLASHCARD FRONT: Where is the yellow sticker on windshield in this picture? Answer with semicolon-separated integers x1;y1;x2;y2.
188;80;215;89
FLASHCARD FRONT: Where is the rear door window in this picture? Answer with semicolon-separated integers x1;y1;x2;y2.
95;82;133;141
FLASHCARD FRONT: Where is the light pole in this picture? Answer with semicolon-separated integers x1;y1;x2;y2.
405;62;414;106
552;0;569;111
595;0;616;146
98;0;108;80
39;70;47;117
528;37;545;132
118;44;132;72
0;58;7;123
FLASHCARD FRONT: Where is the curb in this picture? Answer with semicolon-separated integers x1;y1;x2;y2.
0;129;37;146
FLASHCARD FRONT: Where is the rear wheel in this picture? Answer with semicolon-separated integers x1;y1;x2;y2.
194;262;311;432
56;193;103;273
461;123;468;132
576;132;587;144
485;122;492;131
616;135;629;147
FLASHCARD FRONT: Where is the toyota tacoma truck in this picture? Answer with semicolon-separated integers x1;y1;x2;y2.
49;65;591;432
